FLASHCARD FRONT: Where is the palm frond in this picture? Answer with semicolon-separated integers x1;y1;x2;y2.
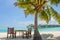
54;14;60;24
50;7;58;18
15;0;33;8
49;0;60;5
45;6;51;20
39;10;51;24
50;7;60;24
15;0;60;24
39;6;51;24
24;7;34;17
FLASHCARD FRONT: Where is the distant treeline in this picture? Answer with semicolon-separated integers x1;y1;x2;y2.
28;24;60;28
38;25;60;28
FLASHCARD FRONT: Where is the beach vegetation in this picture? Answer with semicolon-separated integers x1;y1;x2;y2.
14;0;60;40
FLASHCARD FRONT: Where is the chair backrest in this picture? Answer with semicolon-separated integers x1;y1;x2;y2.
28;28;32;34
8;27;14;34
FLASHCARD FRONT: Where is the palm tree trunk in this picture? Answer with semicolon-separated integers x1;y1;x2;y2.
33;11;42;40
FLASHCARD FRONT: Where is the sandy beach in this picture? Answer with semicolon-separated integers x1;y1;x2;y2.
0;31;60;40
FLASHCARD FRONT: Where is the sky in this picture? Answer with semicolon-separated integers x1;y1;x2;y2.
0;0;60;28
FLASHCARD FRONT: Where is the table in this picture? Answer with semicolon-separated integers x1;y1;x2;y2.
15;30;27;38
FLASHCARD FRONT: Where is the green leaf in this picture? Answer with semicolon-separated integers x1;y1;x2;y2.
50;7;58;18
15;0;60;24
24;7;34;17
55;14;60;24
50;7;60;24
39;10;50;23
45;6;51;21
49;0;60;5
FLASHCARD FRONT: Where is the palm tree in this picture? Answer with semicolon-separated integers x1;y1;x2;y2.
14;0;60;40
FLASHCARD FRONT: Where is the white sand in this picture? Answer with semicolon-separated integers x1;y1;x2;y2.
0;31;60;40
40;31;60;37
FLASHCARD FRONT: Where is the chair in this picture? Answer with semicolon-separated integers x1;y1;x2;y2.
23;28;32;38
7;27;16;38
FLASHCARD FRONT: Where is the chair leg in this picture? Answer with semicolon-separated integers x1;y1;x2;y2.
15;32;16;38
22;32;24;38
7;34;8;38
10;34;11;38
12;33;16;38
12;34;14;38
7;34;16;38
15;34;16;38
26;34;29;38
30;35;31;38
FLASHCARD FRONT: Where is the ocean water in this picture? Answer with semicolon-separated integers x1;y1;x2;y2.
0;27;60;32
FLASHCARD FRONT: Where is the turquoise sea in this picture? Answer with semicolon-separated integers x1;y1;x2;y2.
0;27;60;32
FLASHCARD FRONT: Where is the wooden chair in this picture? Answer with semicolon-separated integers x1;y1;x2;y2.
7;27;16;38
23;28;32;38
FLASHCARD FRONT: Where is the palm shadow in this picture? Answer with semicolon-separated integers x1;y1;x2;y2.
0;36;32;40
55;36;60;40
41;33;53;40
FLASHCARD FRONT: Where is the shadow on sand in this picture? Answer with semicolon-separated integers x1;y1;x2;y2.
0;34;60;40
0;36;32;40
55;36;60;40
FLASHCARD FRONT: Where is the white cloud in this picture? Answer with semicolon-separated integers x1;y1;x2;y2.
17;21;34;26
14;17;59;27
15;20;47;26
48;17;58;25
2;17;59;28
38;20;47;25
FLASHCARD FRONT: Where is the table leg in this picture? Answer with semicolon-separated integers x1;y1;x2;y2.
15;32;16;38
19;32;20;37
